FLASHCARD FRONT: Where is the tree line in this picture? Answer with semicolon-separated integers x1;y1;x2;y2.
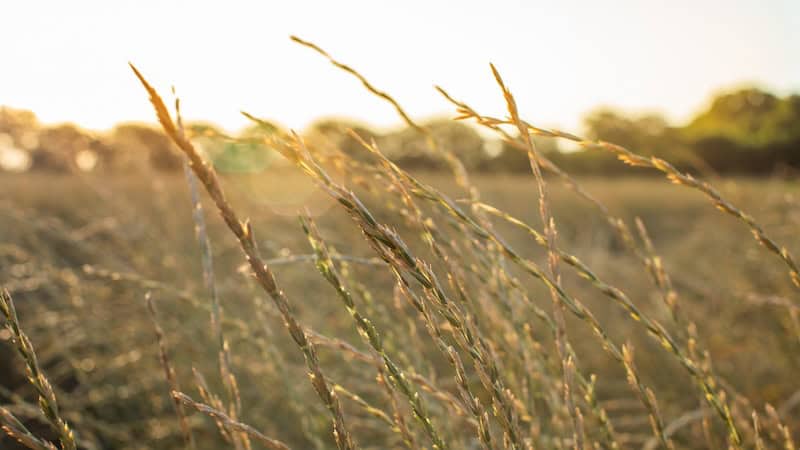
1;86;797;175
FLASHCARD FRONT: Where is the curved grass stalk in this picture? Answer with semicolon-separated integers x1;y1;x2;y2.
344;141;741;447
143;292;195;449
293;144;529;448
174;92;250;450
131;65;356;450
173;391;290;450
290;36;471;190
84;263;471;428
0;406;58;450
491;63;585;450
1;289;77;450
454;108;800;292
301;216;451;450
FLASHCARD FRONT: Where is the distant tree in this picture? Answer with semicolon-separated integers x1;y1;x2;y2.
0;133;32;172
583;108;681;156
0;107;39;149
683;87;800;173
0;108;39;171
89;137;117;172
30;124;91;172
380;119;485;170
304;118;379;163
428;119;485;169
577;108;706;174
684;88;790;146
481;134;560;173
109;123;181;172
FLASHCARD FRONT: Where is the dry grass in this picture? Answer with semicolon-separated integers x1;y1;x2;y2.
1;37;799;450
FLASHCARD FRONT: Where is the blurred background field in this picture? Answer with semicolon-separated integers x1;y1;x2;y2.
2;168;798;448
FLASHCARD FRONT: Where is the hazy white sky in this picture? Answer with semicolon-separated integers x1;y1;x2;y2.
2;1;798;134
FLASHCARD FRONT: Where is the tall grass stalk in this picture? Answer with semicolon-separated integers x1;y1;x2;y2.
1;406;58;450
491;63;585;450
0;289;77;450
131;64;357;450
175;93;250;450
301;215;452;449
172;391;290;450
143;291;195;449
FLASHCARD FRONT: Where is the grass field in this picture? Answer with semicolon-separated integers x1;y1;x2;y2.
2;168;798;449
